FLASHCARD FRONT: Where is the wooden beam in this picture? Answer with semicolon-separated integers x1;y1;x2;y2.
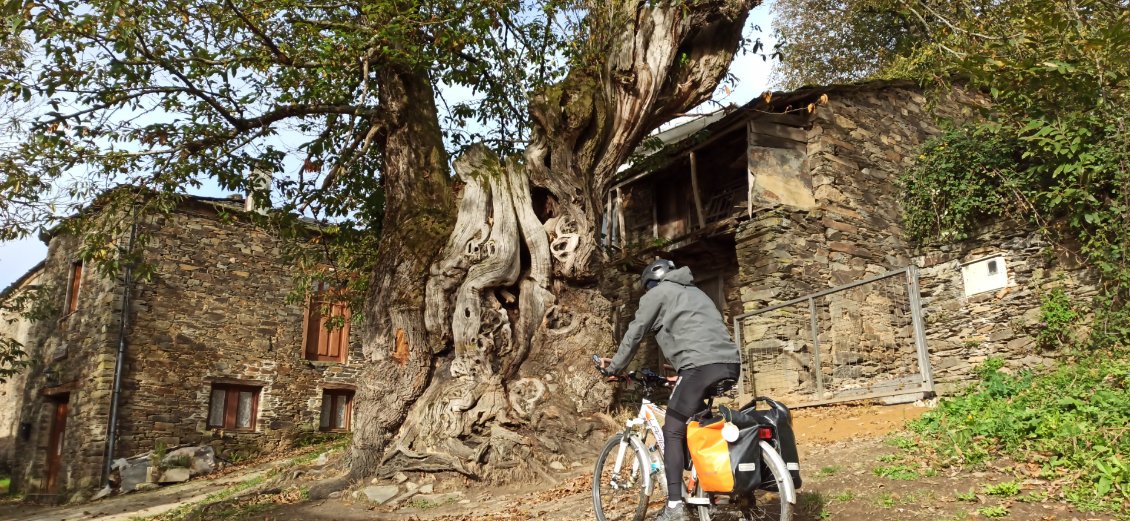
749;120;808;143
747;122;755;218
652;187;659;240
604;191;612;248
689;151;706;229
615;187;626;250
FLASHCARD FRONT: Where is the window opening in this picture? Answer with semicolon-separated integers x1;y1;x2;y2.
319;389;354;431
207;384;260;431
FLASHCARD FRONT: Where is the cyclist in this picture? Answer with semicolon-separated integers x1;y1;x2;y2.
599;258;742;521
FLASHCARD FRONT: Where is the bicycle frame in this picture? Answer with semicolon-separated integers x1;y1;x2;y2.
628;399;666;454
609;398;666;494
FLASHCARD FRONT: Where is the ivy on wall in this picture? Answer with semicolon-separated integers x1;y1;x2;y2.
896;1;1130;348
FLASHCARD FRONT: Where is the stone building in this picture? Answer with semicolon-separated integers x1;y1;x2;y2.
0;263;43;474
4;194;361;501
601;79;1096;405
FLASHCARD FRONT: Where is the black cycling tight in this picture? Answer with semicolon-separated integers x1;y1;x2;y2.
661;362;741;502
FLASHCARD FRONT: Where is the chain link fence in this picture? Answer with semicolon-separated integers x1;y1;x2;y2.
734;267;934;407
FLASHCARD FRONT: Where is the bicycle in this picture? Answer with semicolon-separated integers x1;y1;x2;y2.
590;355;796;521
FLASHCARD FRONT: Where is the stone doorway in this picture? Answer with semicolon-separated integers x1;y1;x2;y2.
45;394;69;493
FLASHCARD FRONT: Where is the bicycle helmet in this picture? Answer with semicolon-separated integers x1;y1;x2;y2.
641;258;675;290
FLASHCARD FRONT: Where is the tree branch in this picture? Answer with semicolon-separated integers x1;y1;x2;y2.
223;0;293;65
133;31;245;129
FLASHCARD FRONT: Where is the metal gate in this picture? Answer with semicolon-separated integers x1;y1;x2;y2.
734;267;934;407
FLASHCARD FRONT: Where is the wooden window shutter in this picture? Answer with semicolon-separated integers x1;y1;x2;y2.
208;384;260;430
66;261;82;314
327;301;351;361
304;282;349;362
319;389;354;431
304;290;325;360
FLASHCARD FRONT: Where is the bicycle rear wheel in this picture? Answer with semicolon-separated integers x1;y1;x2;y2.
593;433;657;521
695;442;794;521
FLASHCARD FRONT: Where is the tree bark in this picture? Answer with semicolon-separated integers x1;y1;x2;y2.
351;0;760;481
349;63;454;476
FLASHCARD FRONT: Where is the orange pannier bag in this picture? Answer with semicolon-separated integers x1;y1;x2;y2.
686;420;733;493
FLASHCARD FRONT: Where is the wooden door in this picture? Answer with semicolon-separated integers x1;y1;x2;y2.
45;395;69;493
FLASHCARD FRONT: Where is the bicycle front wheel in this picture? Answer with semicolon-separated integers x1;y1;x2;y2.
593;433;657;521
696;441;794;521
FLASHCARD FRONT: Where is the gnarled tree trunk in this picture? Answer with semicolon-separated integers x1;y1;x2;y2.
352;0;761;482
349;64;454;476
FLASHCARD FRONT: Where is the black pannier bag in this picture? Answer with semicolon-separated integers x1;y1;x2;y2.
721;397;802;491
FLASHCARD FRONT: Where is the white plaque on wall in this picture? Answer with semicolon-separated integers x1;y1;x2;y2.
961;256;1009;296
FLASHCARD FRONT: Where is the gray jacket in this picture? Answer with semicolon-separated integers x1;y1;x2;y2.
608;267;742;374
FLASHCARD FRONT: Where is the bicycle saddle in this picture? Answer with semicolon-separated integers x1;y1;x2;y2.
707;378;737;397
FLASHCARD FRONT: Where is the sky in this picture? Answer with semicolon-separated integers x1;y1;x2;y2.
0;2;779;290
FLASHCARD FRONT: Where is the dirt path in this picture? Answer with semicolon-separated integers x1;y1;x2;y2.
227;403;1119;521
3;403;1119;521
0;458;290;521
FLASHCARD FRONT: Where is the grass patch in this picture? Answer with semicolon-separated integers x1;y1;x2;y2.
134;437;344;521
1016;491;1048;503
885;436;918;450
907;352;1130;517
981;480;1020;497
873;490;935;509
197;501;276;519
955;489;978;502
410;495;457;510
831;490;855;502
291;430;350;449
873;464;920;480
796;491;829;520
816;465;840;477
138;474;269;521
876;492;897;508
976;505;1009;518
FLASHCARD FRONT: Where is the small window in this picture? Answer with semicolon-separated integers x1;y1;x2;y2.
319;389;353;432
207;384;260;431
65;261;82;314
303;283;351;363
961;256;1009;296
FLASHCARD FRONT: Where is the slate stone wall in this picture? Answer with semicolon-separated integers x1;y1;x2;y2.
0;270;39;473
735;84;1096;397
9;200;360;500
10;233;123;499
118;203;362;461
913;224;1098;393
606;82;1097;401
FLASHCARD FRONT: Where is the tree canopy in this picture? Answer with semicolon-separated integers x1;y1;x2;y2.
769;0;917;88
1;1;571;233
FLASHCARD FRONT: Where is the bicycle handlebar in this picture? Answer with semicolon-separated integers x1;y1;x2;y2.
591;354;610;376
592;354;672;389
